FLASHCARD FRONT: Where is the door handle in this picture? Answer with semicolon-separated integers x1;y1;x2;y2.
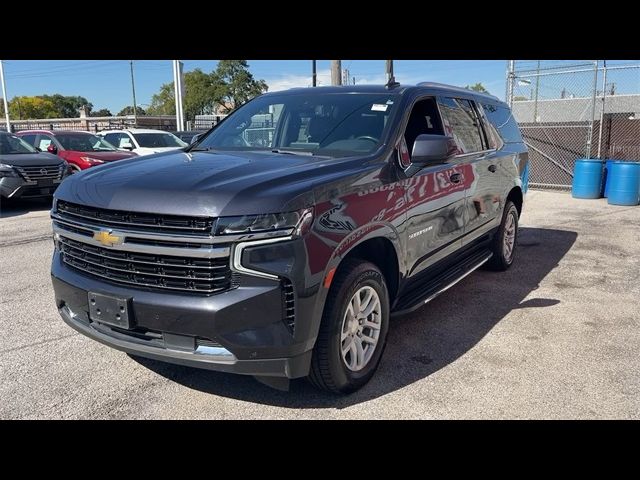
449;173;462;184
488;164;497;173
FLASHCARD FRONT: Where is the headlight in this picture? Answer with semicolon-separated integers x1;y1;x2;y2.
0;163;18;178
215;208;314;237
81;156;104;165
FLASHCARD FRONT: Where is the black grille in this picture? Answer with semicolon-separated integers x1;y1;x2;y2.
15;165;64;182
282;279;295;333
56;200;215;236
59;236;231;294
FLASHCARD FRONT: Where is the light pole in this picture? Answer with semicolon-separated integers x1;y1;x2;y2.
130;60;138;126
173;60;185;131
312;60;317;87
0;60;10;132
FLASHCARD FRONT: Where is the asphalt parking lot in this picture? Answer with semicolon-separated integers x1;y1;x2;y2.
1;190;639;419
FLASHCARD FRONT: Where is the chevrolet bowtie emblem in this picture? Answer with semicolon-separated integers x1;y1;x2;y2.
93;229;123;247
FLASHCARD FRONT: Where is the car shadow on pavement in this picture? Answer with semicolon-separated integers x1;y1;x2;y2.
0;197;53;218
132;227;577;408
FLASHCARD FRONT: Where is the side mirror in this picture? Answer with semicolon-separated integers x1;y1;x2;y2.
121;142;134;151
47;144;58;154
411;134;457;166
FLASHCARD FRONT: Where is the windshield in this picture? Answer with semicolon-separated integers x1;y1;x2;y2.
133;132;187;148
0;133;37;155
195;92;398;157
56;133;118;152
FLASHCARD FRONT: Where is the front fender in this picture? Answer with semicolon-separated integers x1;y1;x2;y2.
305;223;403;350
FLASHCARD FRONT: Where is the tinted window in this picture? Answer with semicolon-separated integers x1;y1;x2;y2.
132;133;187;148
19;134;37;146
404;97;444;154
197;92;398;157
0;133;37;154
104;133;130;149
481;103;523;144
56;133;117;152
438;97;484;154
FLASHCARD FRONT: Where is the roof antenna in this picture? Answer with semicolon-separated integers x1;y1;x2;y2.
385;60;399;89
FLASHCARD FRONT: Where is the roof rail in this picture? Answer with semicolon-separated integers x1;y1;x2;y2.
416;82;500;101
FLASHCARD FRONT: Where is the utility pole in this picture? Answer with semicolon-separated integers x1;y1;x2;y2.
312;60;317;87
0;60;10;132
172;60;185;131
331;60;342;86
385;60;395;83
130;60;138;126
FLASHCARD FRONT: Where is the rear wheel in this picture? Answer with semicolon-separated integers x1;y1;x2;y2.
487;200;519;271
309;259;390;394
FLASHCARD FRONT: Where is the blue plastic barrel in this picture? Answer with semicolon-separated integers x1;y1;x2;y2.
572;159;604;199
607;161;640;206
603;159;615;197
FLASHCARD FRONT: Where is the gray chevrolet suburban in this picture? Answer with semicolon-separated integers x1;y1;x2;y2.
51;83;528;393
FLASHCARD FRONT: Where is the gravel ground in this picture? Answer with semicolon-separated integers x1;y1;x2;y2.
1;191;639;419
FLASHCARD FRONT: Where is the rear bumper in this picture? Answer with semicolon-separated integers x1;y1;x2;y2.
0;177;61;199
51;250;316;378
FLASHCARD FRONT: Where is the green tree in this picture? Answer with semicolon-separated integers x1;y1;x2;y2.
8;96;58;119
513;96;528;102
212;60;268;113
464;83;489;93
148;83;175;116
117;105;146;116
43;94;93;117
148;68;225;120
90;108;112;117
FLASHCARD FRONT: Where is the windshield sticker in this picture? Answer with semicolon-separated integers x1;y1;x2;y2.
371;104;389;112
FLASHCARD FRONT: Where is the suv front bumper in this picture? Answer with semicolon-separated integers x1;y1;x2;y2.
52;252;314;379
0;177;62;199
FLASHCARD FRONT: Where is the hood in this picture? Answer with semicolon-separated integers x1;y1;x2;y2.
0;152;63;167
69;151;137;162
55;149;364;217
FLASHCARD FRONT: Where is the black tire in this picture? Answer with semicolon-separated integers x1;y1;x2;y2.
486;200;519;271
309;259;390;394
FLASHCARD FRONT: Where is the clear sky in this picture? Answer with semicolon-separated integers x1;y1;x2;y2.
0;60;509;113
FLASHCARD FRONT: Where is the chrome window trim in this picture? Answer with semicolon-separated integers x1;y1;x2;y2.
232;236;293;280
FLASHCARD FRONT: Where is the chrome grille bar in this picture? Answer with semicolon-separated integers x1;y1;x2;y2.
52;223;229;258
15;165;64;182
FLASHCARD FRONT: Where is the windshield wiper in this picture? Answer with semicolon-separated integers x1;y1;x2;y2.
189;146;218;152
271;149;315;156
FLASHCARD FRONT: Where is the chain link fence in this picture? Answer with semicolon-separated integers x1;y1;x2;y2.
507;60;640;189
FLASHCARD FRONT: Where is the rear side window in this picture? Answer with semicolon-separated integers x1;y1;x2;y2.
437;97;484;154
480;103;523;144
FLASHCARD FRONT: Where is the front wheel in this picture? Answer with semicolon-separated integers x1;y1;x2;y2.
309;259;390;394
487;200;519;271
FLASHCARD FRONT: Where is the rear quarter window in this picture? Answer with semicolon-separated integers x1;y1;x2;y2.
481;103;523;144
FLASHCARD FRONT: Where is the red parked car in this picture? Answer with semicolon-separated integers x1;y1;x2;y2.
16;130;137;172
